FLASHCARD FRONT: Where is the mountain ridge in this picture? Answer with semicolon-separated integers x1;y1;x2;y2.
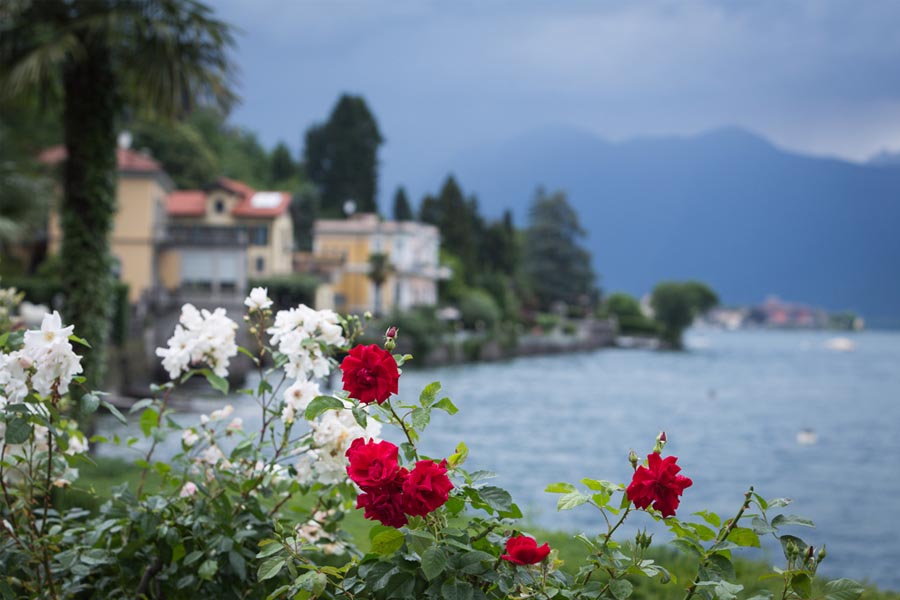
422;126;900;324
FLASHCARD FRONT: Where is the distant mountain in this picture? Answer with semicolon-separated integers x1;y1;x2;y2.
428;126;900;325
868;149;900;167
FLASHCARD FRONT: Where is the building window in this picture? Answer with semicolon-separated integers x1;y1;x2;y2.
214;199;225;214
256;257;265;273
250;225;269;246
334;293;346;308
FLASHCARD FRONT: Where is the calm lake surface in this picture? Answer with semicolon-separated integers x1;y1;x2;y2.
98;329;900;589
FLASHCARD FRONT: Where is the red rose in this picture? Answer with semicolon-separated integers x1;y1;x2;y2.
357;474;408;528
626;452;693;518
340;344;400;405
401;459;453;517
345;438;401;489
501;535;551;565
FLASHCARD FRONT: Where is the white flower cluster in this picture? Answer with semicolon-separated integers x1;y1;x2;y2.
156;304;238;380
267;305;345;380
244;287;273;312
296;402;382;485
281;378;321;424
0;311;83;405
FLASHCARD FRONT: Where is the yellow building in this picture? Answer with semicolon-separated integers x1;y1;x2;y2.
166;177;294;282
312;214;447;314
43;145;294;304
42;145;173;303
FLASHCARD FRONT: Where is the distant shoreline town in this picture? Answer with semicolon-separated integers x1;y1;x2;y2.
699;295;864;331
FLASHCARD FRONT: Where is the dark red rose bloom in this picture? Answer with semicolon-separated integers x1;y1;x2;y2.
356;475;408;528
401;459;453;517
501;535;551;565
345;438;401;489
340;344;400;405
626;452;693;518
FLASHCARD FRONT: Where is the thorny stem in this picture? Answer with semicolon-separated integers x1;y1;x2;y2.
682;486;754;600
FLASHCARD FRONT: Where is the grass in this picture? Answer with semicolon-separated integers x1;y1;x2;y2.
65;458;899;600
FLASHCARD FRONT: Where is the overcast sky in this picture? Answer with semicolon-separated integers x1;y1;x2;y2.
213;0;900;197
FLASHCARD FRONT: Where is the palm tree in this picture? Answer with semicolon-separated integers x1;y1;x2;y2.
1;0;236;386
368;252;392;317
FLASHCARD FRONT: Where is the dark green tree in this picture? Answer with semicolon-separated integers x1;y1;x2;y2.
393;186;413;221
650;281;719;348
304;94;383;216
131;118;219;188
1;0;235;386
523;188;596;311
290;182;319;252
270;141;295;184
420;175;482;285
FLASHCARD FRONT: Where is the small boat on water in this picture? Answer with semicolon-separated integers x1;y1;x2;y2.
824;337;855;352
796;428;818;445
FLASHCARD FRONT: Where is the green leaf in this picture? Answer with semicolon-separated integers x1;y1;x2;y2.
256;541;284;558
767;497;792;508
68;334;91;348
823;578;865;600
228;550;247;581
694;510;721;528
433;397;458;415
419;381;441;407
203;370;229;395
304;396;345;421
198;559;218;581
609;579;634;600
440;580;474;600
3;416;31;445
257;557;284;581
421;545;448;581
371;528;405;555
707;554;736;581
478;486;513;513
100;400;127;425
791;573;812;599
411;407;431;431
447;441;468;468
726;527;760;547
558;492;590;511
751;517;777;535
139;408;159;437
545;482;577;494
771;514;815;529
351;405;367;428
80;393;100;416
128;398;154;414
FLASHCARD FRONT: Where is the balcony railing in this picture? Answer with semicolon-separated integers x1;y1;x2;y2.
164;225;248;247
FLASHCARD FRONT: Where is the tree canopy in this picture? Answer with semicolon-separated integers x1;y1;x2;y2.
523;188;596;312
393;186;413;221
650;280;719;348
304;94;383;217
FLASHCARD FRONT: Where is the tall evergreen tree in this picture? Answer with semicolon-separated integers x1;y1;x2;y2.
523;188;596;311
393;186;413;221
1;0;235;386
270;141;295;184
290;182;319;252
303;94;383;216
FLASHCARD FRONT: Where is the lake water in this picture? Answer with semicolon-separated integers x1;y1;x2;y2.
98;329;900;589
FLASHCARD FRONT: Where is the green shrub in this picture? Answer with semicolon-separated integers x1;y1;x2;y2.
458;288;502;329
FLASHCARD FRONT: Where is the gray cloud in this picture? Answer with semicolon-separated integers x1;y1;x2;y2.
212;0;900;197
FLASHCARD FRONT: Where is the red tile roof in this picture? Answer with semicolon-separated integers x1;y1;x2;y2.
166;190;207;216
39;145;163;173
216;176;256;199
232;191;291;218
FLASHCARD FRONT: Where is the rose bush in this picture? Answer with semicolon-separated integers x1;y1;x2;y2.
0;288;867;600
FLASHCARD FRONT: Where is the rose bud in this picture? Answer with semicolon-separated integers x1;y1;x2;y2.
817;545;827;562
628;449;639;469
385;326;398;339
